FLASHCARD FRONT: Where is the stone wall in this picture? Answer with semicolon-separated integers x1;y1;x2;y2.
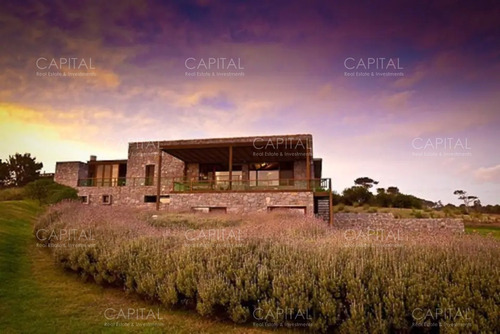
75;187;314;215
167;191;314;215
186;163;199;179
54;162;88;187
77;186;159;207
333;213;464;233
57;135;320;215
127;142;185;181
294;160;306;179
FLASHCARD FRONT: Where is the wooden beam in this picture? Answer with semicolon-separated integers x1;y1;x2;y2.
228;145;233;190
306;139;311;190
329;191;334;226
156;149;162;210
159;135;312;150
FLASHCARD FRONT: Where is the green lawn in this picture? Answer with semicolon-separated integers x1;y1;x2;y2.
465;226;500;239
0;201;272;334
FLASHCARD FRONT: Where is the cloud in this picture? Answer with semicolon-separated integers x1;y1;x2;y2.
380;90;415;110
474;165;500;183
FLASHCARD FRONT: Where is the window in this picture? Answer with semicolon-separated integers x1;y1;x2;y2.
160;195;171;204
192;207;209;213
145;165;155;186
249;162;280;187
102;195;112;205
144;195;157;203
268;206;306;215
215;171;243;189
79;195;89;204
192;207;227;213
88;162;126;187
145;195;170;204
209;207;227;214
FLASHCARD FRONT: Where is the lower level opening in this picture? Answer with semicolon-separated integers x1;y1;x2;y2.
267;206;306;215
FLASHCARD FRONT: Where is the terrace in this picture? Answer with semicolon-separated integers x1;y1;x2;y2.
77;135;332;194
77;177;332;193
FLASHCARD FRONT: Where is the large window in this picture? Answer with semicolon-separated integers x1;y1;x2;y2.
88;162;127;186
145;165;155;186
199;164;241;181
248;162;294;187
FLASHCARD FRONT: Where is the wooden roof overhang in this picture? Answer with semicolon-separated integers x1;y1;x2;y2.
155;135;315;212
87;159;128;165
160;139;310;164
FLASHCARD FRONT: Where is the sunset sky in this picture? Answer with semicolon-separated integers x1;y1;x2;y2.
0;0;499;204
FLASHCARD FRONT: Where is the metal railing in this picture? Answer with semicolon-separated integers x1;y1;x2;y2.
77;177;152;187
77;177;331;193
171;177;331;192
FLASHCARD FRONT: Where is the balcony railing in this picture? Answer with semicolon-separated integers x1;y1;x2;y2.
171;177;331;192
77;177;151;187
77;177;331;193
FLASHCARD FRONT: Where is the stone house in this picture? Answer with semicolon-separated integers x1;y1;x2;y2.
54;134;333;224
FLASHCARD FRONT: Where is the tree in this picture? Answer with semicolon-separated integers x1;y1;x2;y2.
386;186;400;195
376;188;385;195
375;192;392;207
354;177;379;189
392;193;423;209
331;190;343;205
435;200;444;209
24;179;50;204
342;186;373;205
8;153;43;187
0;159;10;187
453;190;478;213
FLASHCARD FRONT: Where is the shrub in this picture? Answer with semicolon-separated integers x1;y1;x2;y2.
335;204;345;212
0;187;25;201
35;203;500;333
148;213;242;229
331;191;343;205
24;179;77;204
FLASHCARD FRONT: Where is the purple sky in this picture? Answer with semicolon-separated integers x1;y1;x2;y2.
0;0;499;204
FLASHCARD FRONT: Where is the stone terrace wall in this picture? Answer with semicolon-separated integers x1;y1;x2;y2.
75;188;314;215
334;213;464;234
77;185;159;207
168;191;314;215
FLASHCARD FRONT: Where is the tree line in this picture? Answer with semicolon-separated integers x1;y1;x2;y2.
332;177;424;209
0;152;77;204
0;153;43;187
333;177;500;214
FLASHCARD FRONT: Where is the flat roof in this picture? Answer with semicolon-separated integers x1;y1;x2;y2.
158;134;314;163
87;159;128;164
129;134;313;147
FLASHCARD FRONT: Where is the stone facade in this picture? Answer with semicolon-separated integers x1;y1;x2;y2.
185;163;199;179
167;191;314;214
127;142;185;183
54;134;323;220
54;162;88;188
76;185;158;206
333;213;464;233
76;188;314;215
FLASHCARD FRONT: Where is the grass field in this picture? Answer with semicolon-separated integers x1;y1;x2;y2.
2;200;499;332
333;204;500;228
32;202;500;332
0;200;271;334
465;226;500;239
